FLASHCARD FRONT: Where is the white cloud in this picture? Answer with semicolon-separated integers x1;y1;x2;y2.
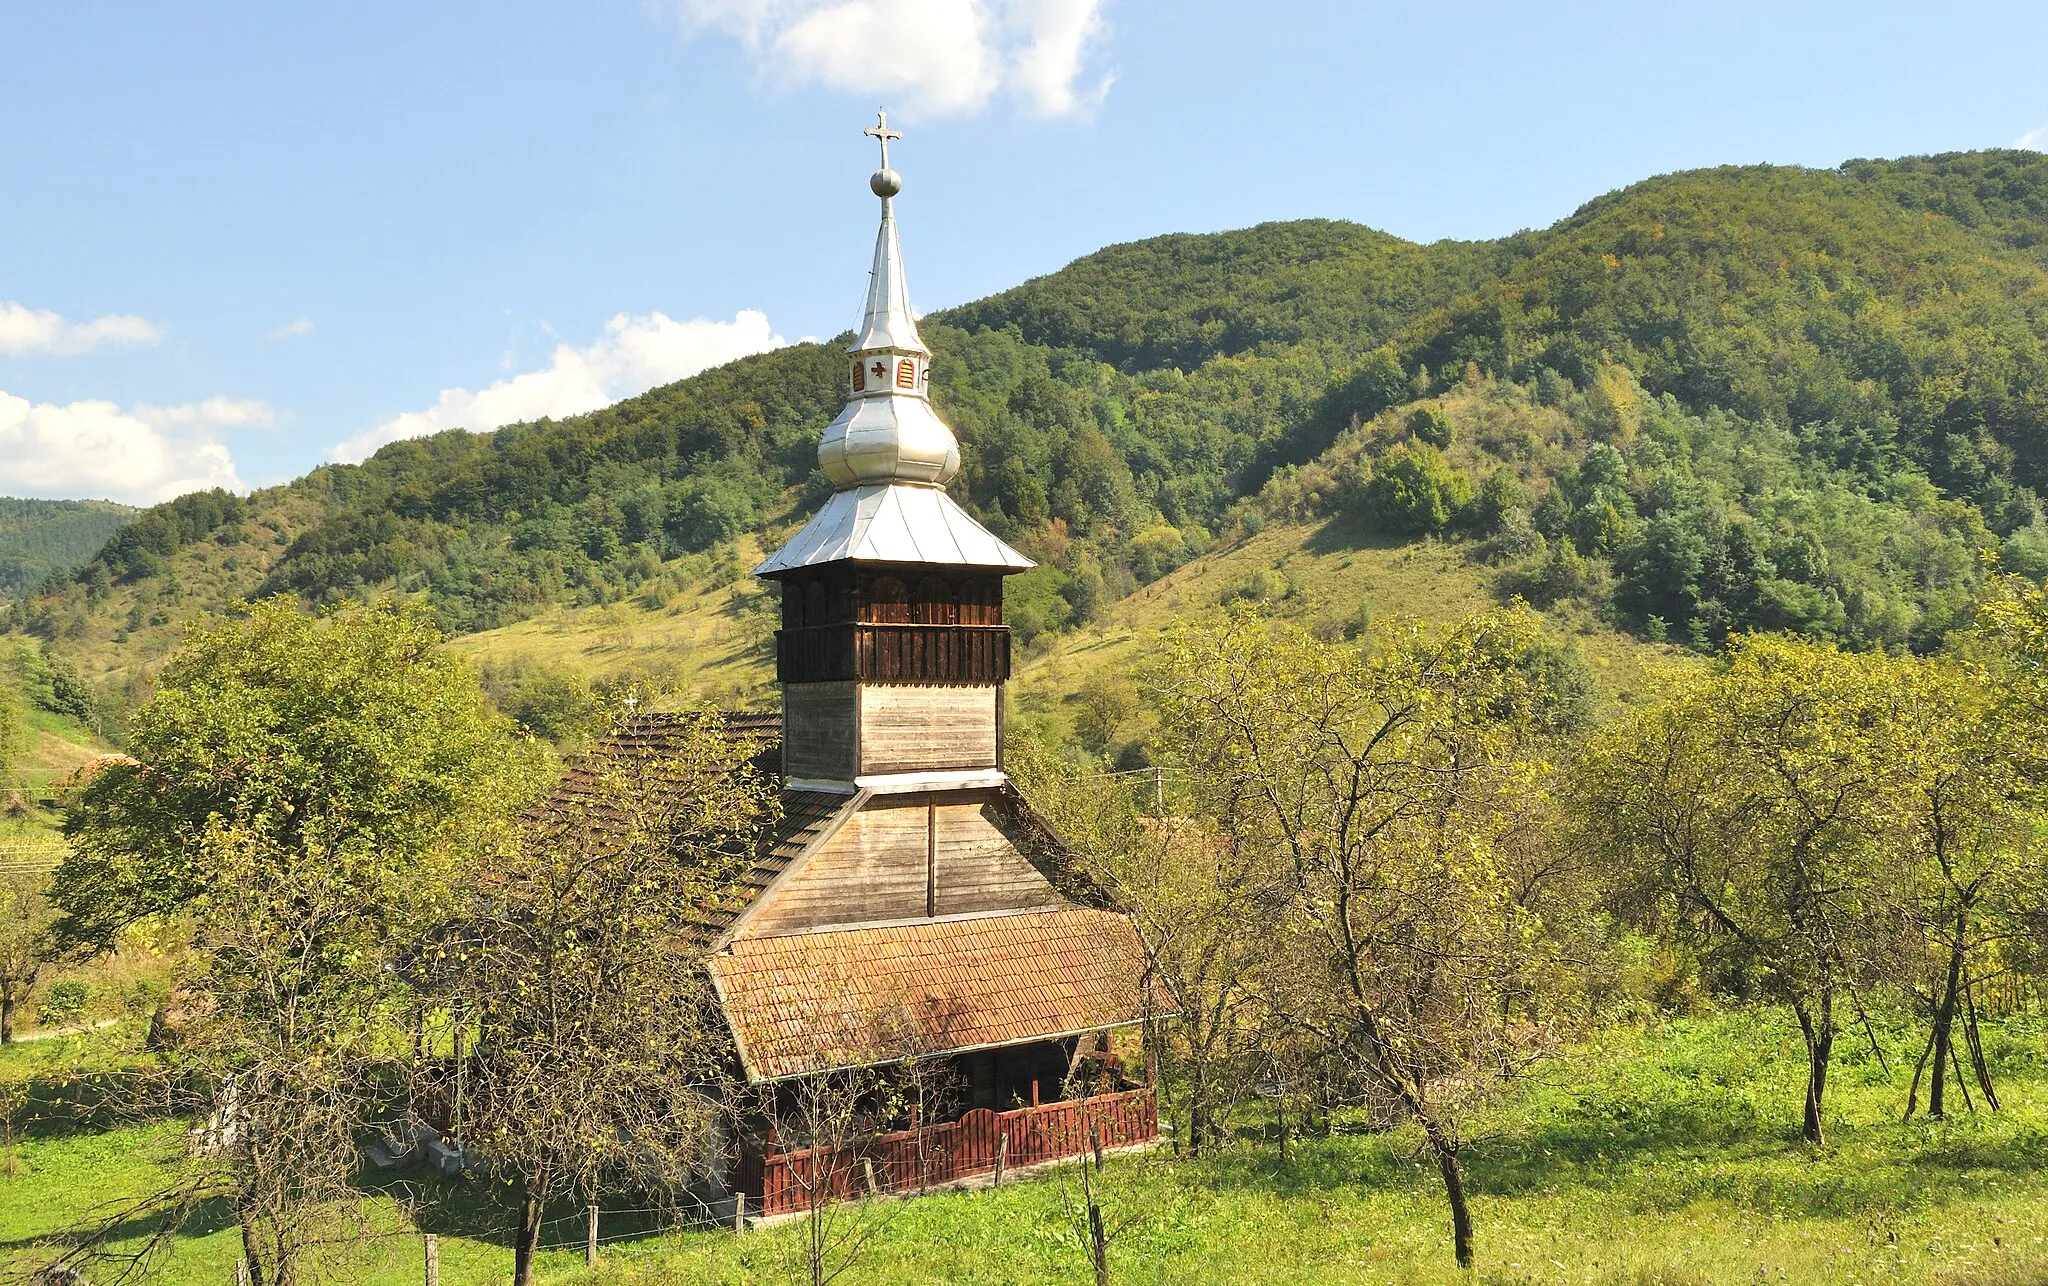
1004;0;1110;116
660;0;1111;117
134;397;276;431
2019;123;2048;152
0;302;161;357
0;391;255;503
331;308;785;464
268;316;315;340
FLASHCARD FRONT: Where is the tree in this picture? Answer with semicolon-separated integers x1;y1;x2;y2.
1406;403;1454;448
52;597;538;1286
438;705;777;1286
757;1058;953;1286
1155;606;1564;1269
1574;636;1909;1145
1014;742;1274;1157
0;873;54;1043
55;597;536;951
0;677;25;784
1883;657;2038;1119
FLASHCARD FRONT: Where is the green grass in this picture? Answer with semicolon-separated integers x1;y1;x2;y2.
6;1010;2048;1284
1006;513;1696;752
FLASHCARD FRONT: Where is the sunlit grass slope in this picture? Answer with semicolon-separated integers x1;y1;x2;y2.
1006;516;1697;749
442;512;1697;740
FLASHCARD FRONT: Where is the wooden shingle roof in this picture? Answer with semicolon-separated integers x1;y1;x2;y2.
689;786;853;940
707;907;1153;1082
532;711;862;943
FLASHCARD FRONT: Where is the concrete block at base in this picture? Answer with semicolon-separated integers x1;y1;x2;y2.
425;1137;467;1176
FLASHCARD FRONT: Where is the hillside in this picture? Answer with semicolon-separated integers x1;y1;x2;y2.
0;498;137;601
6;150;2047;719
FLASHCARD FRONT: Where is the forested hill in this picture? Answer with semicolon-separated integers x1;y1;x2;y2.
8;150;2048;692
0;498;137;600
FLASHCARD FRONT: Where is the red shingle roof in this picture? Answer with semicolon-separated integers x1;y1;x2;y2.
709;908;1154;1081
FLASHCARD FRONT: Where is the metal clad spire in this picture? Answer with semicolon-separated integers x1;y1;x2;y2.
853;110;926;357
818;109;955;490
756;113;1032;576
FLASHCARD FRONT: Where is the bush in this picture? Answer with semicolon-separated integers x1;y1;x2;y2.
124;977;170;1018
37;979;89;1028
1362;444;1472;535
1129;525;1188;584
1406;404;1454;448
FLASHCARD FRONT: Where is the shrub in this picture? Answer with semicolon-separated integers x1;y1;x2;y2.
37;979;89;1028
1407;404;1454;448
1363;444;1472;535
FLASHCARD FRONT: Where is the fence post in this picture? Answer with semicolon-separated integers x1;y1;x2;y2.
585;1204;599;1268
733;1192;746;1235
994;1132;1008;1186
423;1234;440;1286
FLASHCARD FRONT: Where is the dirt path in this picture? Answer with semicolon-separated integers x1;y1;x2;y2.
7;1017;120;1044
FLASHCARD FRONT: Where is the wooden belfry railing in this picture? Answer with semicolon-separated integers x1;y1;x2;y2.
776;622;1010;685
740;1085;1157;1217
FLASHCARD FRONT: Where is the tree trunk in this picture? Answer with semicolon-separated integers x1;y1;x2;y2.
513;1188;545;1286
1089;1198;1109;1285
1083;1153;1109;1285
1929;923;1965;1119
1276;1091;1289;1164
238;1207;266;1286
1903;1026;1933;1121
0;984;15;1044
145;1005;172;1051
809;1204;828;1286
1187;1064;1208;1157
1964;985;2000;1110
1794;995;1835;1146
1419;1112;1475;1269
271;1231;297;1286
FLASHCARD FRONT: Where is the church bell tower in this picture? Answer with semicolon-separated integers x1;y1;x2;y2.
754;113;1033;791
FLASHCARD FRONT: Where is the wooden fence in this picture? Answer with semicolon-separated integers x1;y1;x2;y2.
742;1085;1157;1217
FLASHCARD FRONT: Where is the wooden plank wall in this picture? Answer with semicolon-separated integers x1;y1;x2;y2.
742;797;930;934
859;686;997;775
739;790;1063;937
935;800;1062;916
783;682;858;781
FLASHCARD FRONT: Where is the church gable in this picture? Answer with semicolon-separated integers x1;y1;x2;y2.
934;795;1064;916
729;787;1067;939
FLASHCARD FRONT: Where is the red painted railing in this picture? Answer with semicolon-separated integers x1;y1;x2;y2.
744;1086;1157;1217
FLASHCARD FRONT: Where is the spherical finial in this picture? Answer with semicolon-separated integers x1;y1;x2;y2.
870;168;903;198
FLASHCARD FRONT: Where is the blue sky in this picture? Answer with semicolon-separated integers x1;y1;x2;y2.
2;0;2044;504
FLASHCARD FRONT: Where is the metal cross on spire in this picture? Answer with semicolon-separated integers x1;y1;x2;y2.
864;109;902;170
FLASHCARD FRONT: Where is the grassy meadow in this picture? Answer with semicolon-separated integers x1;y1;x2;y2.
6;1009;2046;1285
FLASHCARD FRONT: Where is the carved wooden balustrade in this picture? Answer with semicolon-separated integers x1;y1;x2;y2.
776;622;1011;685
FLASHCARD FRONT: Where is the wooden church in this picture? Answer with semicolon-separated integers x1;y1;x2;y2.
627;117;1159;1216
